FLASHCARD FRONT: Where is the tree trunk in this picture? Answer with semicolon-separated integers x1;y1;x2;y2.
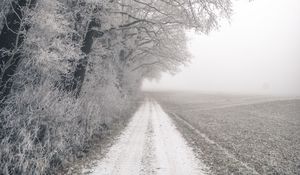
72;18;102;97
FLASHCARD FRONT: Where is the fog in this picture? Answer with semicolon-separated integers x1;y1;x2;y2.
143;0;300;96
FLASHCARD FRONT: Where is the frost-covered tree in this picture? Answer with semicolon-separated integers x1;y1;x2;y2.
0;0;233;174
0;0;37;102
81;0;232;94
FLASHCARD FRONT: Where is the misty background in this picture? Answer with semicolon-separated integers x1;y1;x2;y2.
143;0;300;96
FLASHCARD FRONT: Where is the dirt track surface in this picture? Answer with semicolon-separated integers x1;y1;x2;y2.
82;99;208;175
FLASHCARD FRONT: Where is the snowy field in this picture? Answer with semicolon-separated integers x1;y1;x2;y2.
150;92;300;174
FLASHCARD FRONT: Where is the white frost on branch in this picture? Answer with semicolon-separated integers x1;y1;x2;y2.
24;0;81;75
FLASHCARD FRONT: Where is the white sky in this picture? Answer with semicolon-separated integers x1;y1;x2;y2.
143;0;300;96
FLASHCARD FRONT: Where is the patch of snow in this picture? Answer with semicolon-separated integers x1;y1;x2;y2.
83;99;207;175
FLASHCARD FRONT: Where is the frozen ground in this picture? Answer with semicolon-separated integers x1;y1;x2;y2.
82;99;208;175
151;92;300;174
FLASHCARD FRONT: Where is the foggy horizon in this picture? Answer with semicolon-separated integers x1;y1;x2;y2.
143;0;300;96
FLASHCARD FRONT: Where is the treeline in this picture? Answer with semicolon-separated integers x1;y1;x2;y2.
0;0;232;174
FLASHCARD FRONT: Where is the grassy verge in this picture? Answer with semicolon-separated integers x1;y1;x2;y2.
61;115;133;174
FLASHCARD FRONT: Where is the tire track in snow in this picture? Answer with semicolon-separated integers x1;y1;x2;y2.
150;99;208;175
83;101;150;175
83;99;207;175
140;105;156;175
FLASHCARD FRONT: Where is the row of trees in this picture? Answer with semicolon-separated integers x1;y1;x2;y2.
0;0;232;174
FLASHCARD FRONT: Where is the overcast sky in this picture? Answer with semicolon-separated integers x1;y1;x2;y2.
143;0;300;96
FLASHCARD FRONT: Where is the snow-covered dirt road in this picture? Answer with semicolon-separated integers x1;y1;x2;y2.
83;99;208;175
